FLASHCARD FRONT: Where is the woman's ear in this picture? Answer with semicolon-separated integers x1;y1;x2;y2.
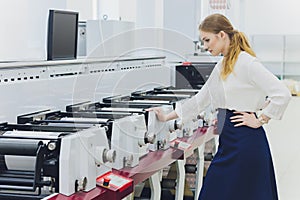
219;31;226;39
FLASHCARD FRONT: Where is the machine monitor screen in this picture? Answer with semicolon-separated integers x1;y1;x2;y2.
47;10;79;60
175;62;216;89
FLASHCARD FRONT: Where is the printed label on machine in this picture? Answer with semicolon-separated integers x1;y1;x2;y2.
96;171;133;191
171;139;191;150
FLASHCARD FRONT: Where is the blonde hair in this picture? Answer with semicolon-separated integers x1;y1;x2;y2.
199;14;256;80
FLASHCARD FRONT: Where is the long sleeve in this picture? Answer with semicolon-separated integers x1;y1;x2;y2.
248;59;291;119
175;82;211;123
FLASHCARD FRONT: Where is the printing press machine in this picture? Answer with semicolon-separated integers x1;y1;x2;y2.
66;100;180;151
101;86;217;156
130;89;201;137
133;87;217;124
10;93;216;200
63;91;207;199
64;89;211;200
132;86;199;96
0;122;115;199
100;87;217;200
17;110;148;170
101;86;216;128
100;92;181;139
15;106;184;199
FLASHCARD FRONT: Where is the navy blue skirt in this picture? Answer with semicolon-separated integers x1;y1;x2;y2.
198;109;278;200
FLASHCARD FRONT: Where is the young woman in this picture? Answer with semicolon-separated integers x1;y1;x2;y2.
152;14;291;199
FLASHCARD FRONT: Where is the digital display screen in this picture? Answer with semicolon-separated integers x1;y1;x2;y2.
47;10;79;60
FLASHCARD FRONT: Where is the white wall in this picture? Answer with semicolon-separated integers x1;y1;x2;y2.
86;20;135;58
1;0;300;62
0;0;66;61
136;0;162;28
67;0;122;22
119;0;136;22
243;0;300;35
163;0;198;40
200;0;242;33
98;0;119;20
66;0;96;20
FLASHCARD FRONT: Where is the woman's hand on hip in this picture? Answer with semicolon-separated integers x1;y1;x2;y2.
230;111;262;128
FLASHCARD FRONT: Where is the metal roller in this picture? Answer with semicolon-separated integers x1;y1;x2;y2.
0;139;43;156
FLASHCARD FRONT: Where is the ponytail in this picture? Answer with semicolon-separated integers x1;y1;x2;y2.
221;31;256;80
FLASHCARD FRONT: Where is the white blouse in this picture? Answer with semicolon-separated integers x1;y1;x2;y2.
175;51;291;123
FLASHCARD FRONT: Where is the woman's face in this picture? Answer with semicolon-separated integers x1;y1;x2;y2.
200;30;227;56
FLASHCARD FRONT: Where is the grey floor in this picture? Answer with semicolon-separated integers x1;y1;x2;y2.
265;97;300;200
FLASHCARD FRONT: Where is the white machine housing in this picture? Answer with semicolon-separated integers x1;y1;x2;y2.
111;114;148;169
59;126;115;196
1;126;115;197
147;105;177;151
174;99;199;137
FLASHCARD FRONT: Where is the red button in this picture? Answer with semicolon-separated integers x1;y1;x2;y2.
103;177;111;186
182;62;192;66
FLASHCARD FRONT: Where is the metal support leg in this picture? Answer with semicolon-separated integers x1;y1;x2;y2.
175;159;185;200
194;144;205;200
122;192;134;200
214;135;219;155
149;172;161;200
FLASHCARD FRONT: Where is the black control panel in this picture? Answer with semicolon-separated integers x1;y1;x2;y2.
175;62;216;89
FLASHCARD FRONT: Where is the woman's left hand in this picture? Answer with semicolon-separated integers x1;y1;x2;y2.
230;111;262;128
